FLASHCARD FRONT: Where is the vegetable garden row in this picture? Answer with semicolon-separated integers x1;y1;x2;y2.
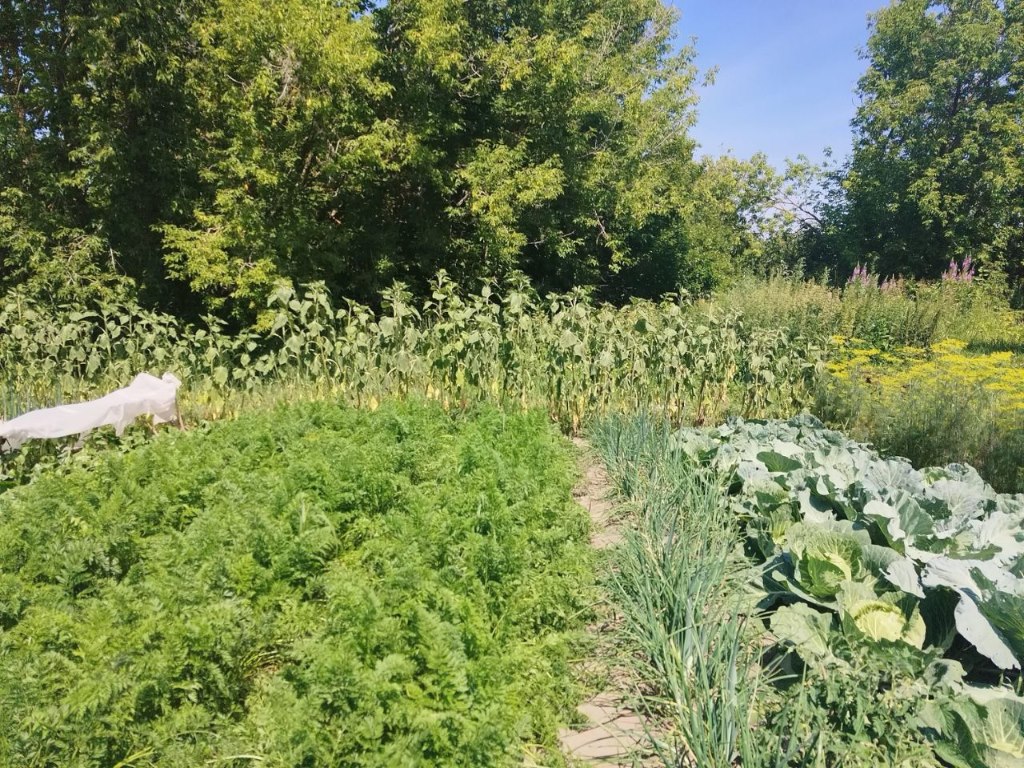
598;414;1024;767
0;402;592;766
0;275;823;432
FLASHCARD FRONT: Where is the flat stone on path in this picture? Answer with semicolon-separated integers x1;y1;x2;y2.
558;692;648;764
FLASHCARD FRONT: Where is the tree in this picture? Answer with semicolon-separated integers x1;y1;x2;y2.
841;0;1024;282
159;0;390;317
362;0;708;301
0;0;212;306
0;0;747;317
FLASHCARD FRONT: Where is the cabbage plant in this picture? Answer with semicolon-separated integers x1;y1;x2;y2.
673;415;1024;672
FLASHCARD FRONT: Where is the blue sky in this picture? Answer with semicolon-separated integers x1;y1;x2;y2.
669;1;886;169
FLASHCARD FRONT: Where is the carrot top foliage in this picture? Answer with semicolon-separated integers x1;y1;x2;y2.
0;400;592;767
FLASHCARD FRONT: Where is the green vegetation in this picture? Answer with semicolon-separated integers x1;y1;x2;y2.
820;336;1024;493
0;0;777;316
0;276;824;434
820;373;1024;494
595;413;1024;768
5;1;1020;317
674;416;1024;673
2;271;1022;767
717;272;1018;349
593;416;801;767
0;400;593;766
3;1;1024;765
717;274;1024;492
833;0;1024;283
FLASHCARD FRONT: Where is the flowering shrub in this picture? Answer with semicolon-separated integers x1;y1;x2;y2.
879;275;905;293
828;337;1024;416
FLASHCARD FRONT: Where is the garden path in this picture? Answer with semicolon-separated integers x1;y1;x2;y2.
557;439;653;767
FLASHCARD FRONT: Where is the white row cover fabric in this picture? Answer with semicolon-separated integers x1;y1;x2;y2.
0;373;181;451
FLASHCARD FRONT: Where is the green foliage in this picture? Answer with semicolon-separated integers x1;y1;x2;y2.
927;687;1024;768
718;271;1020;350
0;0;205;307
819;373;1024;494
159;0;391;315
594;413;1024;767
0;400;592;766
4;0;1022;311
590;414;945;767
671;414;1024;676
1;0;758;316
591;416;802;767
0;275;827;438
839;0;1024;282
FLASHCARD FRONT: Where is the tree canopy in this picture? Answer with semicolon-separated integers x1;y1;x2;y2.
5;0;1023;314
836;0;1023;281
1;0;773;318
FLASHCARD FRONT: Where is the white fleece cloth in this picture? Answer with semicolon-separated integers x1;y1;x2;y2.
0;373;181;451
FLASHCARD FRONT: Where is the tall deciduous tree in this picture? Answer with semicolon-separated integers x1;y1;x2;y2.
0;0;211;305
1;0;749;317
367;0;705;302
841;0;1024;281
160;0;390;316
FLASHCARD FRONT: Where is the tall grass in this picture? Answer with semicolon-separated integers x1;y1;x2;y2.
720;274;1024;492
718;273;1021;349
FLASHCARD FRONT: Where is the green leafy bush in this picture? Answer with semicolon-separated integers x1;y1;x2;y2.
0;400;592;767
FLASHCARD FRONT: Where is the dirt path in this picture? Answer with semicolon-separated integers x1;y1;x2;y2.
557;439;652;767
